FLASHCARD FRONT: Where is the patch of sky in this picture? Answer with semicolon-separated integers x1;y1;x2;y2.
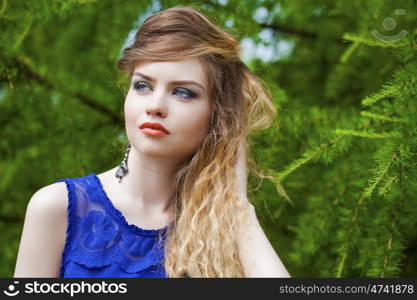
117;131;127;142
51;92;61;105
240;29;294;63
118;0;161;58
312;6;324;16
253;6;269;23
225;18;234;28
117;0;293;64
240;3;293;63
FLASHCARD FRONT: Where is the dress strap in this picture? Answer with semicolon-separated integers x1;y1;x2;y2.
55;178;77;277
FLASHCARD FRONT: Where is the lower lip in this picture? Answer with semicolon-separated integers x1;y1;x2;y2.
140;128;169;137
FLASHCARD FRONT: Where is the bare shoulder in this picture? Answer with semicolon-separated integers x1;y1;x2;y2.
14;181;69;277
27;181;69;217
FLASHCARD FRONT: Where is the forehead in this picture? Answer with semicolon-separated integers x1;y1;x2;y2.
133;58;208;86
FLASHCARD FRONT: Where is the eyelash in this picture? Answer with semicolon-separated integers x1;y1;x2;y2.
132;81;197;100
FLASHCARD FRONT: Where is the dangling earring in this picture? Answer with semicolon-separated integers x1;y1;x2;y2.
115;143;131;183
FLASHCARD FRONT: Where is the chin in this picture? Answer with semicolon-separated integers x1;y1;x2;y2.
137;145;167;156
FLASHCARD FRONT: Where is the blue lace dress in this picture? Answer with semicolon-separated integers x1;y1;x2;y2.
55;173;172;278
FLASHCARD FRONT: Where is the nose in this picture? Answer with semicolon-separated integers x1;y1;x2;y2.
145;90;167;117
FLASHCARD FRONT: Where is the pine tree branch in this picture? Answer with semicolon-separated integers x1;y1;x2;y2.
381;197;402;278
9;58;122;125
258;22;318;39
277;121;371;181
343;33;417;48
361;80;416;107
335;193;366;277
360;111;408;124
363;142;399;199
336;143;401;277
334;129;401;139
203;0;344;42
0;214;23;223
259;22;347;44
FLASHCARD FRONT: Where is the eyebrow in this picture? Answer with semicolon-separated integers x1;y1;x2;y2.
133;72;206;91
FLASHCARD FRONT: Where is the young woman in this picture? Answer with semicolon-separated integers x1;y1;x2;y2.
14;6;291;278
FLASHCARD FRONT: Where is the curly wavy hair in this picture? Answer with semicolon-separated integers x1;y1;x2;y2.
116;5;284;277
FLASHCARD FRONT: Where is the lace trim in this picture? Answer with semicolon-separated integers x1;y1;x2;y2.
55;178;76;278
71;251;164;274
69;210;166;273
57;174;169;275
89;173;172;237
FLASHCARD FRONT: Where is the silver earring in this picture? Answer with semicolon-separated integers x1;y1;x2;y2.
115;144;131;183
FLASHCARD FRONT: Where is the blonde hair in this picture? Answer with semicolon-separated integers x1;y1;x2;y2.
117;5;278;277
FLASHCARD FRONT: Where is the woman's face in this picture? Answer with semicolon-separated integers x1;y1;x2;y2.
124;58;212;162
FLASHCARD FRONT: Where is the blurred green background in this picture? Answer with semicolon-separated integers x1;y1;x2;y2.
1;0;417;277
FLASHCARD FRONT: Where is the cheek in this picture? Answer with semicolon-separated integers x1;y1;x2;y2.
124;94;142;134
124;92;135;118
124;90;144;117
176;107;211;144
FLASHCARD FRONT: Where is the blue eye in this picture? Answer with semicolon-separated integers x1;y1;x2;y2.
133;81;150;91
132;81;197;100
174;88;196;99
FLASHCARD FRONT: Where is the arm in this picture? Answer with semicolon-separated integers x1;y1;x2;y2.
234;140;291;277
14;182;68;278
238;204;291;277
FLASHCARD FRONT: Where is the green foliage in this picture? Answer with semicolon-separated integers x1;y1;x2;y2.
1;0;416;277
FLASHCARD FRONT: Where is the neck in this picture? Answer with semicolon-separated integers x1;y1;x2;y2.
115;145;181;215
